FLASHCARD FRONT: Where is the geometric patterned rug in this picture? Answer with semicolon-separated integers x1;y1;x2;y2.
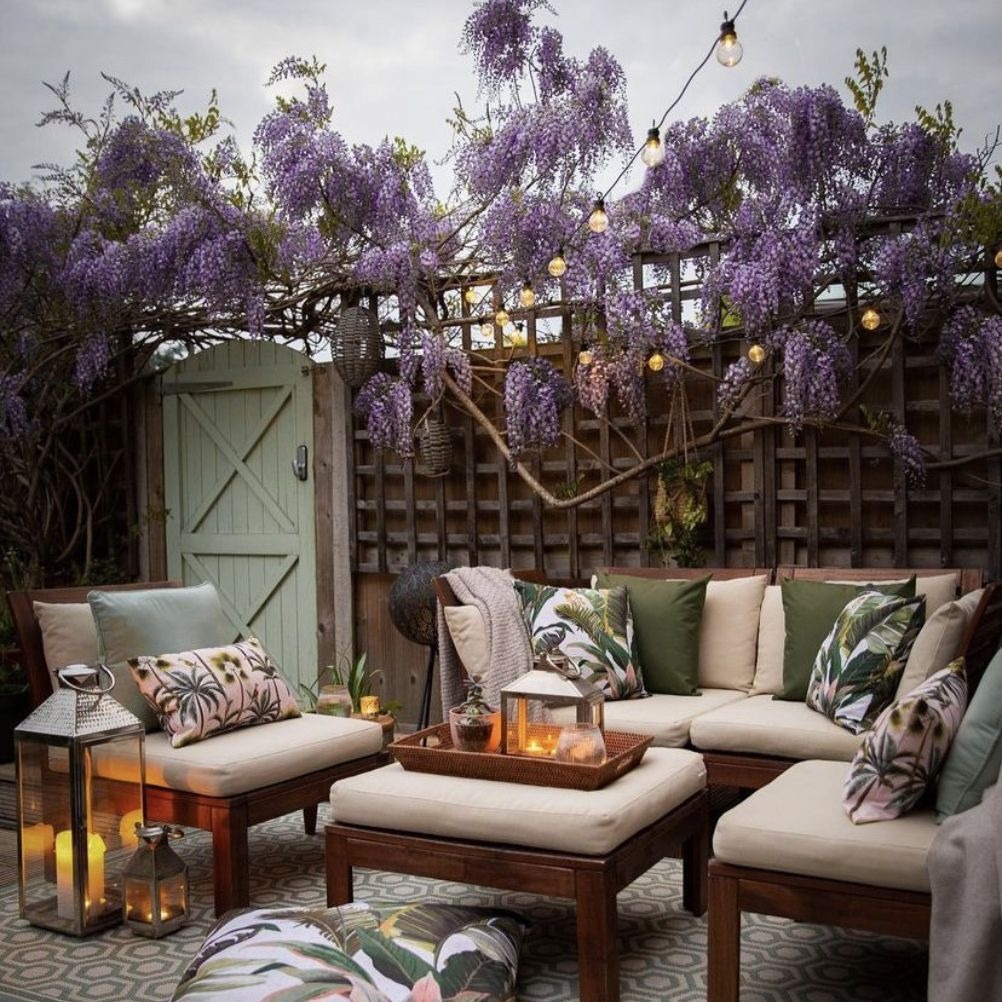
0;804;928;1001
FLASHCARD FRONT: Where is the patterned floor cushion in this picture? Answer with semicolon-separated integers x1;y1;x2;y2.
171;900;528;1002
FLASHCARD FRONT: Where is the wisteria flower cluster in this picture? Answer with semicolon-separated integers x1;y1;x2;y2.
355;373;414;456
503;358;572;457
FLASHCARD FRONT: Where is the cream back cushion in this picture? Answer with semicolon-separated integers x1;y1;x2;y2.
443;605;490;680
33;601;99;693
827;574;959;616
751;586;785;695
697;575;769;690
895;588;983;699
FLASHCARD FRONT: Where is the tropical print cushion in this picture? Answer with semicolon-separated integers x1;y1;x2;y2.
842;660;967;825
171;900;528;1002
129;637;301;749
514;581;645;700
806;591;926;734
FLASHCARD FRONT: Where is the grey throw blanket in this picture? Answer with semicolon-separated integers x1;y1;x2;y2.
436;566;533;716
927;764;1002;1002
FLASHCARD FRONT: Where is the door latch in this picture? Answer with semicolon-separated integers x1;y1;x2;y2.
292;444;309;482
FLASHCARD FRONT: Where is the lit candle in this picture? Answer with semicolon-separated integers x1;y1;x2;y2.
21;822;54;865
120;809;144;849
87;833;106;915
359;695;380;717
55;830;106;921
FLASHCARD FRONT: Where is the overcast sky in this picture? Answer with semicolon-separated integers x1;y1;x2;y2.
1;0;1000;198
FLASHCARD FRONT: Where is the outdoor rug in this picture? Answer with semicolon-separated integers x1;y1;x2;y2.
0;804;927;1002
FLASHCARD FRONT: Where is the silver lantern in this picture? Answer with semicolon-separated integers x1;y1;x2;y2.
123;823;190;938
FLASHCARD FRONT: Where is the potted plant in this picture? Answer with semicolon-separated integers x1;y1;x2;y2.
448;677;501;753
648;457;713;568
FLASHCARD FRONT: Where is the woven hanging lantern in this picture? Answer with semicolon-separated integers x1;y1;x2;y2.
331;306;382;388
416;418;453;477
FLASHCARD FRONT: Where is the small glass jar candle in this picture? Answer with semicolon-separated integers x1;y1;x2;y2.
316;685;353;717
555;722;607;766
359;695;380;718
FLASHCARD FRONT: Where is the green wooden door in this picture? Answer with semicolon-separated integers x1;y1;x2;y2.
161;341;317;691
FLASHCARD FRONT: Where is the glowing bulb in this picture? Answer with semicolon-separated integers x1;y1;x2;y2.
578;349;594;367
716;14;743;67
495;308;510;327
647;352;665;372
861;307;881;331
479;322;494;338
506;327;527;347
464;288;478;305
548;248;567;278
994;247;1002;269
748;344;766;365
588;197;609;234
519;281;536;308
641;125;665;168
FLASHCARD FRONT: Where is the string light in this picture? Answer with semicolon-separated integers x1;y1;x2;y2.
495;308;510;327
578;349;594;366
716;12;743;67
587;197;609;234
464;288;478;305
994;247;1002;268
548;247;567;278
748;343;766;365
640;124;665;168
519;280;536;308
861;307;881;331
647;352;665;372
479;321;494;338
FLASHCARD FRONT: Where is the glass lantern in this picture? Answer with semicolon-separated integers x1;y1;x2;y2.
500;654;605;758
123;823;190;938
15;664;145;936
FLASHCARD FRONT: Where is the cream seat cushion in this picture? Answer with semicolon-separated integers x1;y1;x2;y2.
713;760;937;892
697;575;769;690
689;694;862;760
599;689;747;747
94;715;384;797
330;747;706;856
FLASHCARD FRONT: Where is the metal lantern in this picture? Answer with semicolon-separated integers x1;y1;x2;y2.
15;665;145;936
331;305;382;388
500;654;605;758
123;823;190;938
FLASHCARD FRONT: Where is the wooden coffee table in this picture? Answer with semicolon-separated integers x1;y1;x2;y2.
325;751;709;1002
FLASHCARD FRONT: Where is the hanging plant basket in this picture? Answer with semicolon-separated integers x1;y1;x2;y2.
331;306;382;389
416;418;453;477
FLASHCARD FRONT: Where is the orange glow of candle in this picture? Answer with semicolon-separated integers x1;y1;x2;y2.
120;810;144;849
21;822;54;865
55;830;106;921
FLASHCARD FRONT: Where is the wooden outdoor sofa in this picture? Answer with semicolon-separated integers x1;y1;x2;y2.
8;581;389;916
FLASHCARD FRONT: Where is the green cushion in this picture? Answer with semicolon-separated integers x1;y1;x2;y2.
108;662;161;732
936;649;1002;820
88;582;230;665
778;576;916;701
593;573;709;696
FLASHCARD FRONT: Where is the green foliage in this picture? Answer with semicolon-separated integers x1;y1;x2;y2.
914;99;961;152
648;458;713;568
299;648;401;716
391;136;426;172
845;46;889;124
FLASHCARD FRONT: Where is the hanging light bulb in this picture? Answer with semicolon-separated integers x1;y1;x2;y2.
519;280;536;309
507;324;527;347
716;12;743;67
861;307;881;331
578;349;594;367
994;247;1002;268
464;287;478;305
548;247;567;278
748;344;766;365
495;308;510;327
479;321;494;339
641;124;665;168
588;197;609;234
647;352;666;372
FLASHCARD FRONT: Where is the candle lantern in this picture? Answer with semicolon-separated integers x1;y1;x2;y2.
15;665;145;936
500;654;605;758
123;824;189;938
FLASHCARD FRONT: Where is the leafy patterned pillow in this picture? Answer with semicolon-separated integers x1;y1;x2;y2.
806;591;926;734
129;638;301;749
514;581;645;700
842;660;967;825
171;901;528;1002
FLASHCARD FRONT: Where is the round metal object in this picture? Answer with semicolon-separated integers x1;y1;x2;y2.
388;560;453;647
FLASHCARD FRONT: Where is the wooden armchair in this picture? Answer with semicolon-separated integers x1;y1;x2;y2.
8;581;388;916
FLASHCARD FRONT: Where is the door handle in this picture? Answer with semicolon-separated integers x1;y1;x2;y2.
292;444;309;481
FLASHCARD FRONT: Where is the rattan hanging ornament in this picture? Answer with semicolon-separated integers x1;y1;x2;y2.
331;306;382;389
416;418;452;477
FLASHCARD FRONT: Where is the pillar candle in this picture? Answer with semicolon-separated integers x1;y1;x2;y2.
55;830;106;921
21;822;54;866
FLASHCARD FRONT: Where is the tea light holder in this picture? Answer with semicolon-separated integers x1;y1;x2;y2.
123;823;189;938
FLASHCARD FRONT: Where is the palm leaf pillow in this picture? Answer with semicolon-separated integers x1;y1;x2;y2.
129;638;300;748
842;660;967;824
514;581;646;700
806;591;926;734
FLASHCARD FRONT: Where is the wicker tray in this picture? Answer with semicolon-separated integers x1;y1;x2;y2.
389;724;652;790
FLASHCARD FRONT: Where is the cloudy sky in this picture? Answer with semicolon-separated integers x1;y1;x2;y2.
1;0;1000;197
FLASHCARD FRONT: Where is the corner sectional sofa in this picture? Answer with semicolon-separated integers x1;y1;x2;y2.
438;566;1001;791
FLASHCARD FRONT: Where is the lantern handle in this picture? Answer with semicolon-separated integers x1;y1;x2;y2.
57;663;117;694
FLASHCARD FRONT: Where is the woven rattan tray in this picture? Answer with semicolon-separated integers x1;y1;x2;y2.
389;724;652;790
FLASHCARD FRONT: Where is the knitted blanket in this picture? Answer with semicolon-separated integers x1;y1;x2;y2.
927;763;1002;1002
436;566;533;716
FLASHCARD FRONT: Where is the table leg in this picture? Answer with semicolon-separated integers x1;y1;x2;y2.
325;830;354;906
574;869;619;1002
